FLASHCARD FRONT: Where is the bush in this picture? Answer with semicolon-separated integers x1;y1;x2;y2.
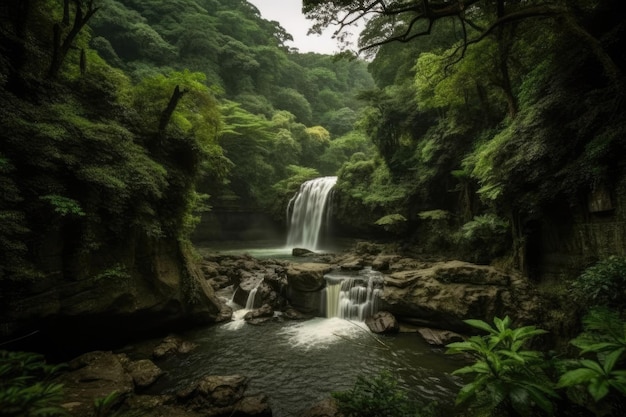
446;316;558;417
570;256;626;309
557;308;626;412
332;370;437;417
0;350;67;417
455;214;510;264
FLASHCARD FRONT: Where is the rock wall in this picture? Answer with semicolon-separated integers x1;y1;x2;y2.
0;233;224;356
528;174;626;281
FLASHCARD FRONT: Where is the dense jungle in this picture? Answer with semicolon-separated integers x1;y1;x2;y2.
1;1;625;416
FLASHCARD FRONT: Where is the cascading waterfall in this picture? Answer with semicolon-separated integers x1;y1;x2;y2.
323;269;383;321
286;176;337;251
245;286;259;310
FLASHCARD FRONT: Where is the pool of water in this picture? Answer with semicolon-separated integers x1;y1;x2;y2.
134;309;465;416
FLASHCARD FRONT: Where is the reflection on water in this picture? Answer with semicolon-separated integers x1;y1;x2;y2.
141;314;464;417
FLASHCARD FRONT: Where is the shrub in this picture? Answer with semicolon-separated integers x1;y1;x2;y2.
332;370;437;417
557;308;626;411
455;214;510;264
570;256;626;309
446;316;558;417
0;350;67;416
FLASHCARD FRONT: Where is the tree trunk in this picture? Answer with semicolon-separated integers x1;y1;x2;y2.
47;0;99;79
158;85;188;138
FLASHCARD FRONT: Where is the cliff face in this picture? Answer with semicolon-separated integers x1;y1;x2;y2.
527;172;626;281
0;233;224;354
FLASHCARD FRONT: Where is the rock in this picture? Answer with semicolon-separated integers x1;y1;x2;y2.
300;397;341;417
282;306;313;320
339;256;364;271
176;374;271;416
380;260;539;332
365;311;400;334
234;394;272;416
371;255;400;272
125;359;164;388
416;327;464;346
57;351;134;416
244;304;274;321
354;241;383;255
153;335;198;359
293;247;315;256
286;263;333;315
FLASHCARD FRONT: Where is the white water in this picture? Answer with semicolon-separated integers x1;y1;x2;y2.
286;176;337;251
324;270;383;320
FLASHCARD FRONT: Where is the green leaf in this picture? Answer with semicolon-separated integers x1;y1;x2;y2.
464;319;496;334
557;368;599;388
588;377;610;401
602;348;625;373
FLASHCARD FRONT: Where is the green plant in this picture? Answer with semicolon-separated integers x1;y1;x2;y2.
570;256;626;309
0;350;67;417
446;316;558;417
332;370;436;417
455;214;511;263
557;308;626;406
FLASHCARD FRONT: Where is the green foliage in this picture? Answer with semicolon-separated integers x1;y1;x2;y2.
39;195;85;217
418;210;450;221
570;256;626;309
332;370;437;417
375;213;407;235
557;308;626;408
456;214;510;264
446;317;557;417
0;351;67;417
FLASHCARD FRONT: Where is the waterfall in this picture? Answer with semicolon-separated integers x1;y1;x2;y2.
286;176;337;251
323;270;383;321
245;287;258;310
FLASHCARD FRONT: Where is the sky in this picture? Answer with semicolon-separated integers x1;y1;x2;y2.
247;0;347;54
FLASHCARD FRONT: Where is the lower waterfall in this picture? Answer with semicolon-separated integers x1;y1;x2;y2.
323;269;383;321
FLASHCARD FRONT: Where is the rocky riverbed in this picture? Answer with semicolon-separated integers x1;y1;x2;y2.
24;241;544;416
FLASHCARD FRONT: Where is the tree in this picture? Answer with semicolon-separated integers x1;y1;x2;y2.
303;1;624;89
49;0;99;79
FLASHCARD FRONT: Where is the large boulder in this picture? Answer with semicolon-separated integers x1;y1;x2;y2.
176;375;272;417
57;351;134;416
286;263;333;315
380;260;538;332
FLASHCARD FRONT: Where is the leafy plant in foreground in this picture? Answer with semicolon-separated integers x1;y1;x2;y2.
446;316;558;417
557;308;626;410
332;370;436;417
0;350;67;416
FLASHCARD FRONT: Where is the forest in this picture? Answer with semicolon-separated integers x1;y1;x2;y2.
1;0;625;416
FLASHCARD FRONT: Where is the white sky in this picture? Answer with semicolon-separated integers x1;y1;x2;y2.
247;0;346;54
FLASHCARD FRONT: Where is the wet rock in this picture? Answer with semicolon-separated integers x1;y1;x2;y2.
339;256;364;271
365;311;400;334
300;397;341;417
153;335;198;359
125;358;164;388
57;351;133;416
380;260;539;332
243;304;274;321
416;327;464;346
286;263;333;315
176;374;270;416
233;394;272;416
293;247;315;257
